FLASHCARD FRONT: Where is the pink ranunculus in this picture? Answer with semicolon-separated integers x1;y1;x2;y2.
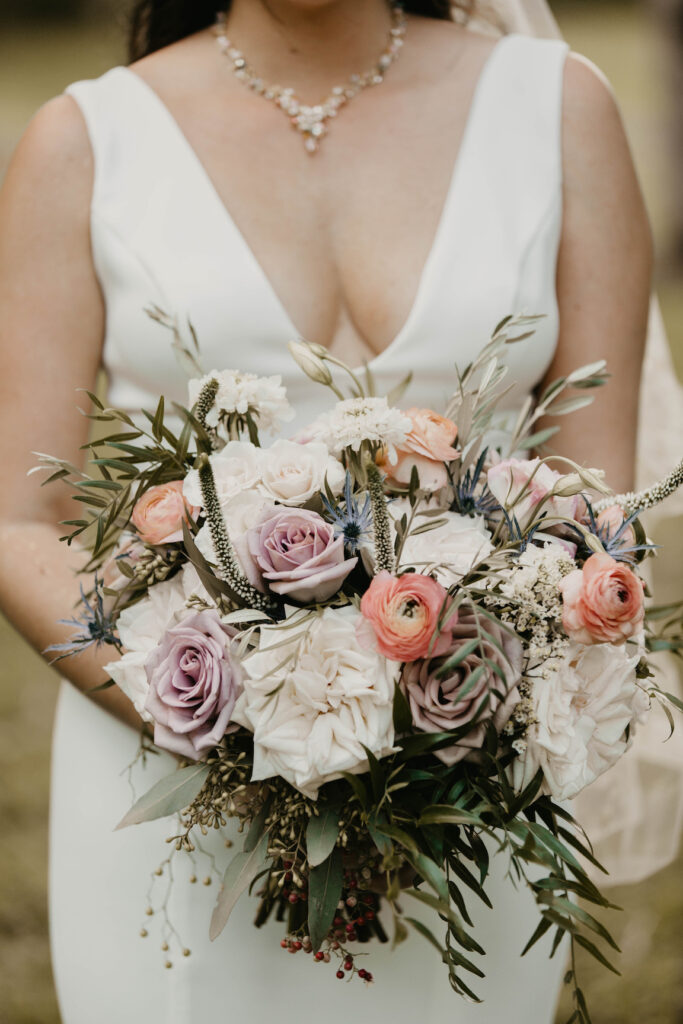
144;610;243;759
131;480;199;545
595;505;636;548
400;608;522;765
382;407;459;490
246;507;357;603
359;570;457;662
559;552;645;645
487;457;578;528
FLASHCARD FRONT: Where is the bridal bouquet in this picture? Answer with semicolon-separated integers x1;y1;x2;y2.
39;314;683;1020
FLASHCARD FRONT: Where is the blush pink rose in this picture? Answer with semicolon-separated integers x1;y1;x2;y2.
131;481;199;545
359;570;457;662
559;552;645;645
382;408;459;490
487;457;578;528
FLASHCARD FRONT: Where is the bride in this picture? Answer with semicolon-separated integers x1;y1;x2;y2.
0;1;657;1021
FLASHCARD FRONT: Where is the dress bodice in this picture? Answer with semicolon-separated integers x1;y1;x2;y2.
65;33;569;433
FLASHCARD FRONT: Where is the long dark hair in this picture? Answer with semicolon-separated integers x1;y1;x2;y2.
129;1;472;62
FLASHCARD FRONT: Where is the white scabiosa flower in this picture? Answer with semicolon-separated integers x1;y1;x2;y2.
231;606;400;798
304;397;411;464
510;641;648;801
188;369;294;433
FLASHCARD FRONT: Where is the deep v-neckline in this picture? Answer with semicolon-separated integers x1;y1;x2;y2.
118;35;511;369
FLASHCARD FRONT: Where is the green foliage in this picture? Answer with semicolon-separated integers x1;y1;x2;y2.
115;763;211;829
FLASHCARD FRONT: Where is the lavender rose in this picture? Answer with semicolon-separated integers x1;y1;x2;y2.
246;507;357;603
144;609;243;759
400;608;522;765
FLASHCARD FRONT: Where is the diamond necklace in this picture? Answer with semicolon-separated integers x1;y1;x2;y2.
213;4;407;154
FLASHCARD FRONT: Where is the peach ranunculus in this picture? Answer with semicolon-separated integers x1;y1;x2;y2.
559;552;645;645
382;408;459;490
130;480;199;545
359;570;457;662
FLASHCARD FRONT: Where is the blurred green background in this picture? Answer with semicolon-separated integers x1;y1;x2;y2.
0;2;681;1022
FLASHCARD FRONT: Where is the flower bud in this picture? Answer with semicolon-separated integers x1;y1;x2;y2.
288;339;333;386
552;468;609;498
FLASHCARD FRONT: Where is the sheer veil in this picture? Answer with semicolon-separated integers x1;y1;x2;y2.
463;0;683;885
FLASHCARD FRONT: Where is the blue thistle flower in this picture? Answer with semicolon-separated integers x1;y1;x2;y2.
45;575;121;663
451;448;499;517
572;501;656;566
321;472;373;555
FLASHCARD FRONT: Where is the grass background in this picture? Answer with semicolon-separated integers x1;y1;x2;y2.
0;3;681;1022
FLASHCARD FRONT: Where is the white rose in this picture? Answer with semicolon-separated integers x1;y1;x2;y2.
104;567;197;720
511;642;645;801
395;502;493;586
183;440;262;509
258;439;344;506
231;606;400;798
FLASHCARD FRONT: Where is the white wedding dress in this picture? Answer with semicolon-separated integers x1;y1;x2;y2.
51;33;572;1023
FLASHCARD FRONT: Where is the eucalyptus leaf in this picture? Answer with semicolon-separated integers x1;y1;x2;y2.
308;847;343;952
306;805;341;868
115;763;210;829
210;830;270;941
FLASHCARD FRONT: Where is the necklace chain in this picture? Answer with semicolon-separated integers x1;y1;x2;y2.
213;5;408;154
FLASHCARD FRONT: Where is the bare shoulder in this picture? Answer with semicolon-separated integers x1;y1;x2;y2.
561;52;631;184
1;94;93;213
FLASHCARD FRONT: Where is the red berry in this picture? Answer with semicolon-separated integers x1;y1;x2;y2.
358;969;368;980
282;860;293;870
280;939;288;948
366;973;373;983
293;941;302;951
336;970;345;980
347;931;357;942
345;923;354;933
365;910;375;921
348;879;358;889
288;894;298;904
314;951;325;962
344;959;353;971
333;916;344;927
284;871;293;882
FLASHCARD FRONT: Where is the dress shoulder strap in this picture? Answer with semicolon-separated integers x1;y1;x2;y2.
472;34;570;228
65;67;163;219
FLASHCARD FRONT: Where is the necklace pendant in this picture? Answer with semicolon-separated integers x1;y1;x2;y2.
293;105;328;154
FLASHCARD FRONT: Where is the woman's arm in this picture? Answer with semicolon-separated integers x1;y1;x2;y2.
0;96;141;731
540;53;653;492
